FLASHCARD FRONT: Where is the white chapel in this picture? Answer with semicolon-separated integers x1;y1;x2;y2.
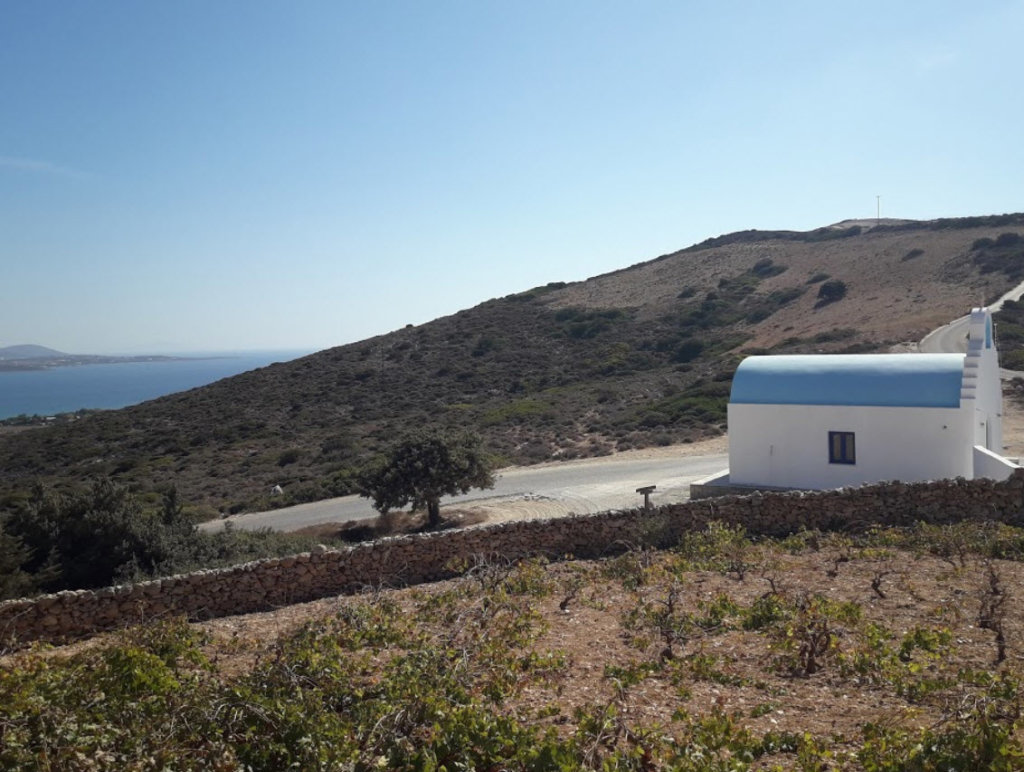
724;307;1018;491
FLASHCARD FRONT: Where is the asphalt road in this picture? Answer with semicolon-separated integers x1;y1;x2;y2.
919;278;1024;379
918;314;970;354
201;452;729;533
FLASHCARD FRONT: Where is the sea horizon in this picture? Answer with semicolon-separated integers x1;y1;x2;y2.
0;349;316;420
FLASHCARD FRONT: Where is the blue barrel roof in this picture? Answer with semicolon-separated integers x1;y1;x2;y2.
730;354;966;408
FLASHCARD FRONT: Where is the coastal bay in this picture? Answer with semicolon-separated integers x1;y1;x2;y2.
0;350;311;419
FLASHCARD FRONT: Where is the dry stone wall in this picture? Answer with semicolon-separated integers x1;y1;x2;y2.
4;471;1024;647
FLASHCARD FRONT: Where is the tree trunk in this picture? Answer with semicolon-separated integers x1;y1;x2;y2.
427;500;441;528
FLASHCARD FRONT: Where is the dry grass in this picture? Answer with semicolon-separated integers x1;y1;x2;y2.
553;222;1011;349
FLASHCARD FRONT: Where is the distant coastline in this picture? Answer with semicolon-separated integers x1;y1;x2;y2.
0;350;312;420
0;353;224;373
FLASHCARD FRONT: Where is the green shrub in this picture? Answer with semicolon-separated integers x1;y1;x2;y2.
858;681;1024;771
745;287;805;323
677;521;752;573
813;327;857;343
971;234;1024;279
750;258;787;278
743;593;790;631
3;481;203;594
673;338;704;363
276;448;302;466
481;398;556;426
816;279;848;306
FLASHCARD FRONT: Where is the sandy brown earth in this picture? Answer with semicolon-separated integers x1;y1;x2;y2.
1002;387;1024;461
25;535;1023;768
553;222;1014;350
186;541;1023;762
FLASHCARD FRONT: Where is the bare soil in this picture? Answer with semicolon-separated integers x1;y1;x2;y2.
190;544;1024;759
553;223;1009;350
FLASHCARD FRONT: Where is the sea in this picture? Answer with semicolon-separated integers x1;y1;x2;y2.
0;350;315;420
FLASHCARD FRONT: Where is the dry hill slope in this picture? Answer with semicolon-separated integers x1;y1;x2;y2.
2;214;1024;516
555;218;1011;346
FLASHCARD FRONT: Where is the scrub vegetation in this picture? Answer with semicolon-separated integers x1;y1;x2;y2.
814;280;848;308
994;299;1024;370
4;519;1024;769
972;232;1024;281
0;480;340;600
0;215;1020;516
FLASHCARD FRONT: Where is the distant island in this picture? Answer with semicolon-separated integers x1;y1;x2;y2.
0;344;205;372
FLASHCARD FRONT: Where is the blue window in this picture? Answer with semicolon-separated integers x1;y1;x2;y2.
829;431;856;464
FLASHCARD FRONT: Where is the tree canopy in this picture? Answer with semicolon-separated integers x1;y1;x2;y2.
3;479;201;595
357;432;495;527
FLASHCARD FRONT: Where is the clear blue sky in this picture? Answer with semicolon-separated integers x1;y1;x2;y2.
3;1;1022;354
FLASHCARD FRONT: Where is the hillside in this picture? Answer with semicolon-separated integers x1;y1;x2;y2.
0;344;65;360
2;213;1024;516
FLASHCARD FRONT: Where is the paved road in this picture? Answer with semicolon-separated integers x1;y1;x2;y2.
201;452;728;533
919;279;1024;379
919;314;970;354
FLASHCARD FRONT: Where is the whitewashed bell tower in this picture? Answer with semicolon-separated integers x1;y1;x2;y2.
962;307;1003;453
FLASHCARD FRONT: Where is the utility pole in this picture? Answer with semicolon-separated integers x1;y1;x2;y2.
876;195;881;223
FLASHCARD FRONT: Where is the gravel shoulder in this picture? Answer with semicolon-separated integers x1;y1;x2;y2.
459;436;729;525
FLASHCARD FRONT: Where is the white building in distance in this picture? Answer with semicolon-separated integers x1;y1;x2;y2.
720;307;1017;492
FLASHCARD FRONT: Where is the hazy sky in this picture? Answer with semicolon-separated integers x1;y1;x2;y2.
3;1;1022;354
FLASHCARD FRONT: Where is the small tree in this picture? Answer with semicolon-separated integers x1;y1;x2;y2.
357;432;495;528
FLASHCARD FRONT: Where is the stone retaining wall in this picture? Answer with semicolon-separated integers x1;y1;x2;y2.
4;471;1024;647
